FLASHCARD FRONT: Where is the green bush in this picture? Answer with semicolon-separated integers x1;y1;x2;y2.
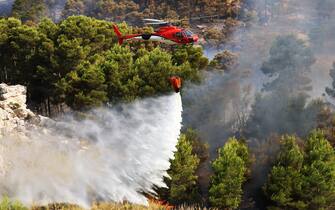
0;197;28;210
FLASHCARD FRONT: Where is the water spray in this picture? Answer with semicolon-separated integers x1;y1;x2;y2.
0;93;182;207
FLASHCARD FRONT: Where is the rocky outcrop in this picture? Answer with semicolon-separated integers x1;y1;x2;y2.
0;83;40;137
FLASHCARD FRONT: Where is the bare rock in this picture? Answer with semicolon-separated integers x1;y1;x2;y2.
0;83;40;137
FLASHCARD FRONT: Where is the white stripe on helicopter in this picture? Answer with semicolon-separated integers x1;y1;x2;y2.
128;35;177;45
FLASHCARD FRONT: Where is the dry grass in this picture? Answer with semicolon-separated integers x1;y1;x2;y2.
31;201;169;210
2;198;214;210
30;202;216;210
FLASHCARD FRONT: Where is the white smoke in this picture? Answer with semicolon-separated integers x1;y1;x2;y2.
0;0;14;16
49;0;67;22
0;93;182;208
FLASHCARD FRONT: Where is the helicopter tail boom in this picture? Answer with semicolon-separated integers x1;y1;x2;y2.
113;25;124;45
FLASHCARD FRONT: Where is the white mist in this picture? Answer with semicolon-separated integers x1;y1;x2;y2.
0;93;182;207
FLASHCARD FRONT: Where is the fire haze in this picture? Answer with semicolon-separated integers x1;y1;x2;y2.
183;0;335;208
0;93;182;207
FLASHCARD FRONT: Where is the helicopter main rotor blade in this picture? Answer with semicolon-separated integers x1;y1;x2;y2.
189;15;220;20
143;18;165;22
144;22;169;25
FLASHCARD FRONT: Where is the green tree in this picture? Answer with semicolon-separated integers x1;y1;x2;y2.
133;48;177;96
166;133;201;205
183;128;209;164
101;45;205;103
60;0;245;23
58;16;117;55
11;0;47;22
57;58;107;110
100;45;139;102
301;130;335;209
28;18;59;112
0;18;39;84
264;135;306;209
209;137;250;209
264;131;335;210
0;17;60;113
156;129;208;205
172;45;208;82
0;16;208;111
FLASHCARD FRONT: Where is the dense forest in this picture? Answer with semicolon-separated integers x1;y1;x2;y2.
0;16;208;114
1;0;335;209
8;0;250;22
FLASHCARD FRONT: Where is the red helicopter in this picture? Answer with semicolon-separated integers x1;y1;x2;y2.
113;19;188;93
112;19;199;45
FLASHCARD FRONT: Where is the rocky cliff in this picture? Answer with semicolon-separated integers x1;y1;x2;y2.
0;83;40;137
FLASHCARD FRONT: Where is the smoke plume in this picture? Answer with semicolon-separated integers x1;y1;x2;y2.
183;0;335;208
48;0;67;22
0;93;182;207
0;0;14;16
184;0;335;155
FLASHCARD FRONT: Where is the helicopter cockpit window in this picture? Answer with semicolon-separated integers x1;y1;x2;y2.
175;32;183;39
184;30;193;37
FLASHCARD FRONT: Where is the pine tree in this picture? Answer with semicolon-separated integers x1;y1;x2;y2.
0;16;208;110
57;59;107;110
264;135;306;209
11;0;47;22
301;130;335;209
101;45;138;102
264;131;335;209
167;134;201;205
209;137;250;209
183;128;209;164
